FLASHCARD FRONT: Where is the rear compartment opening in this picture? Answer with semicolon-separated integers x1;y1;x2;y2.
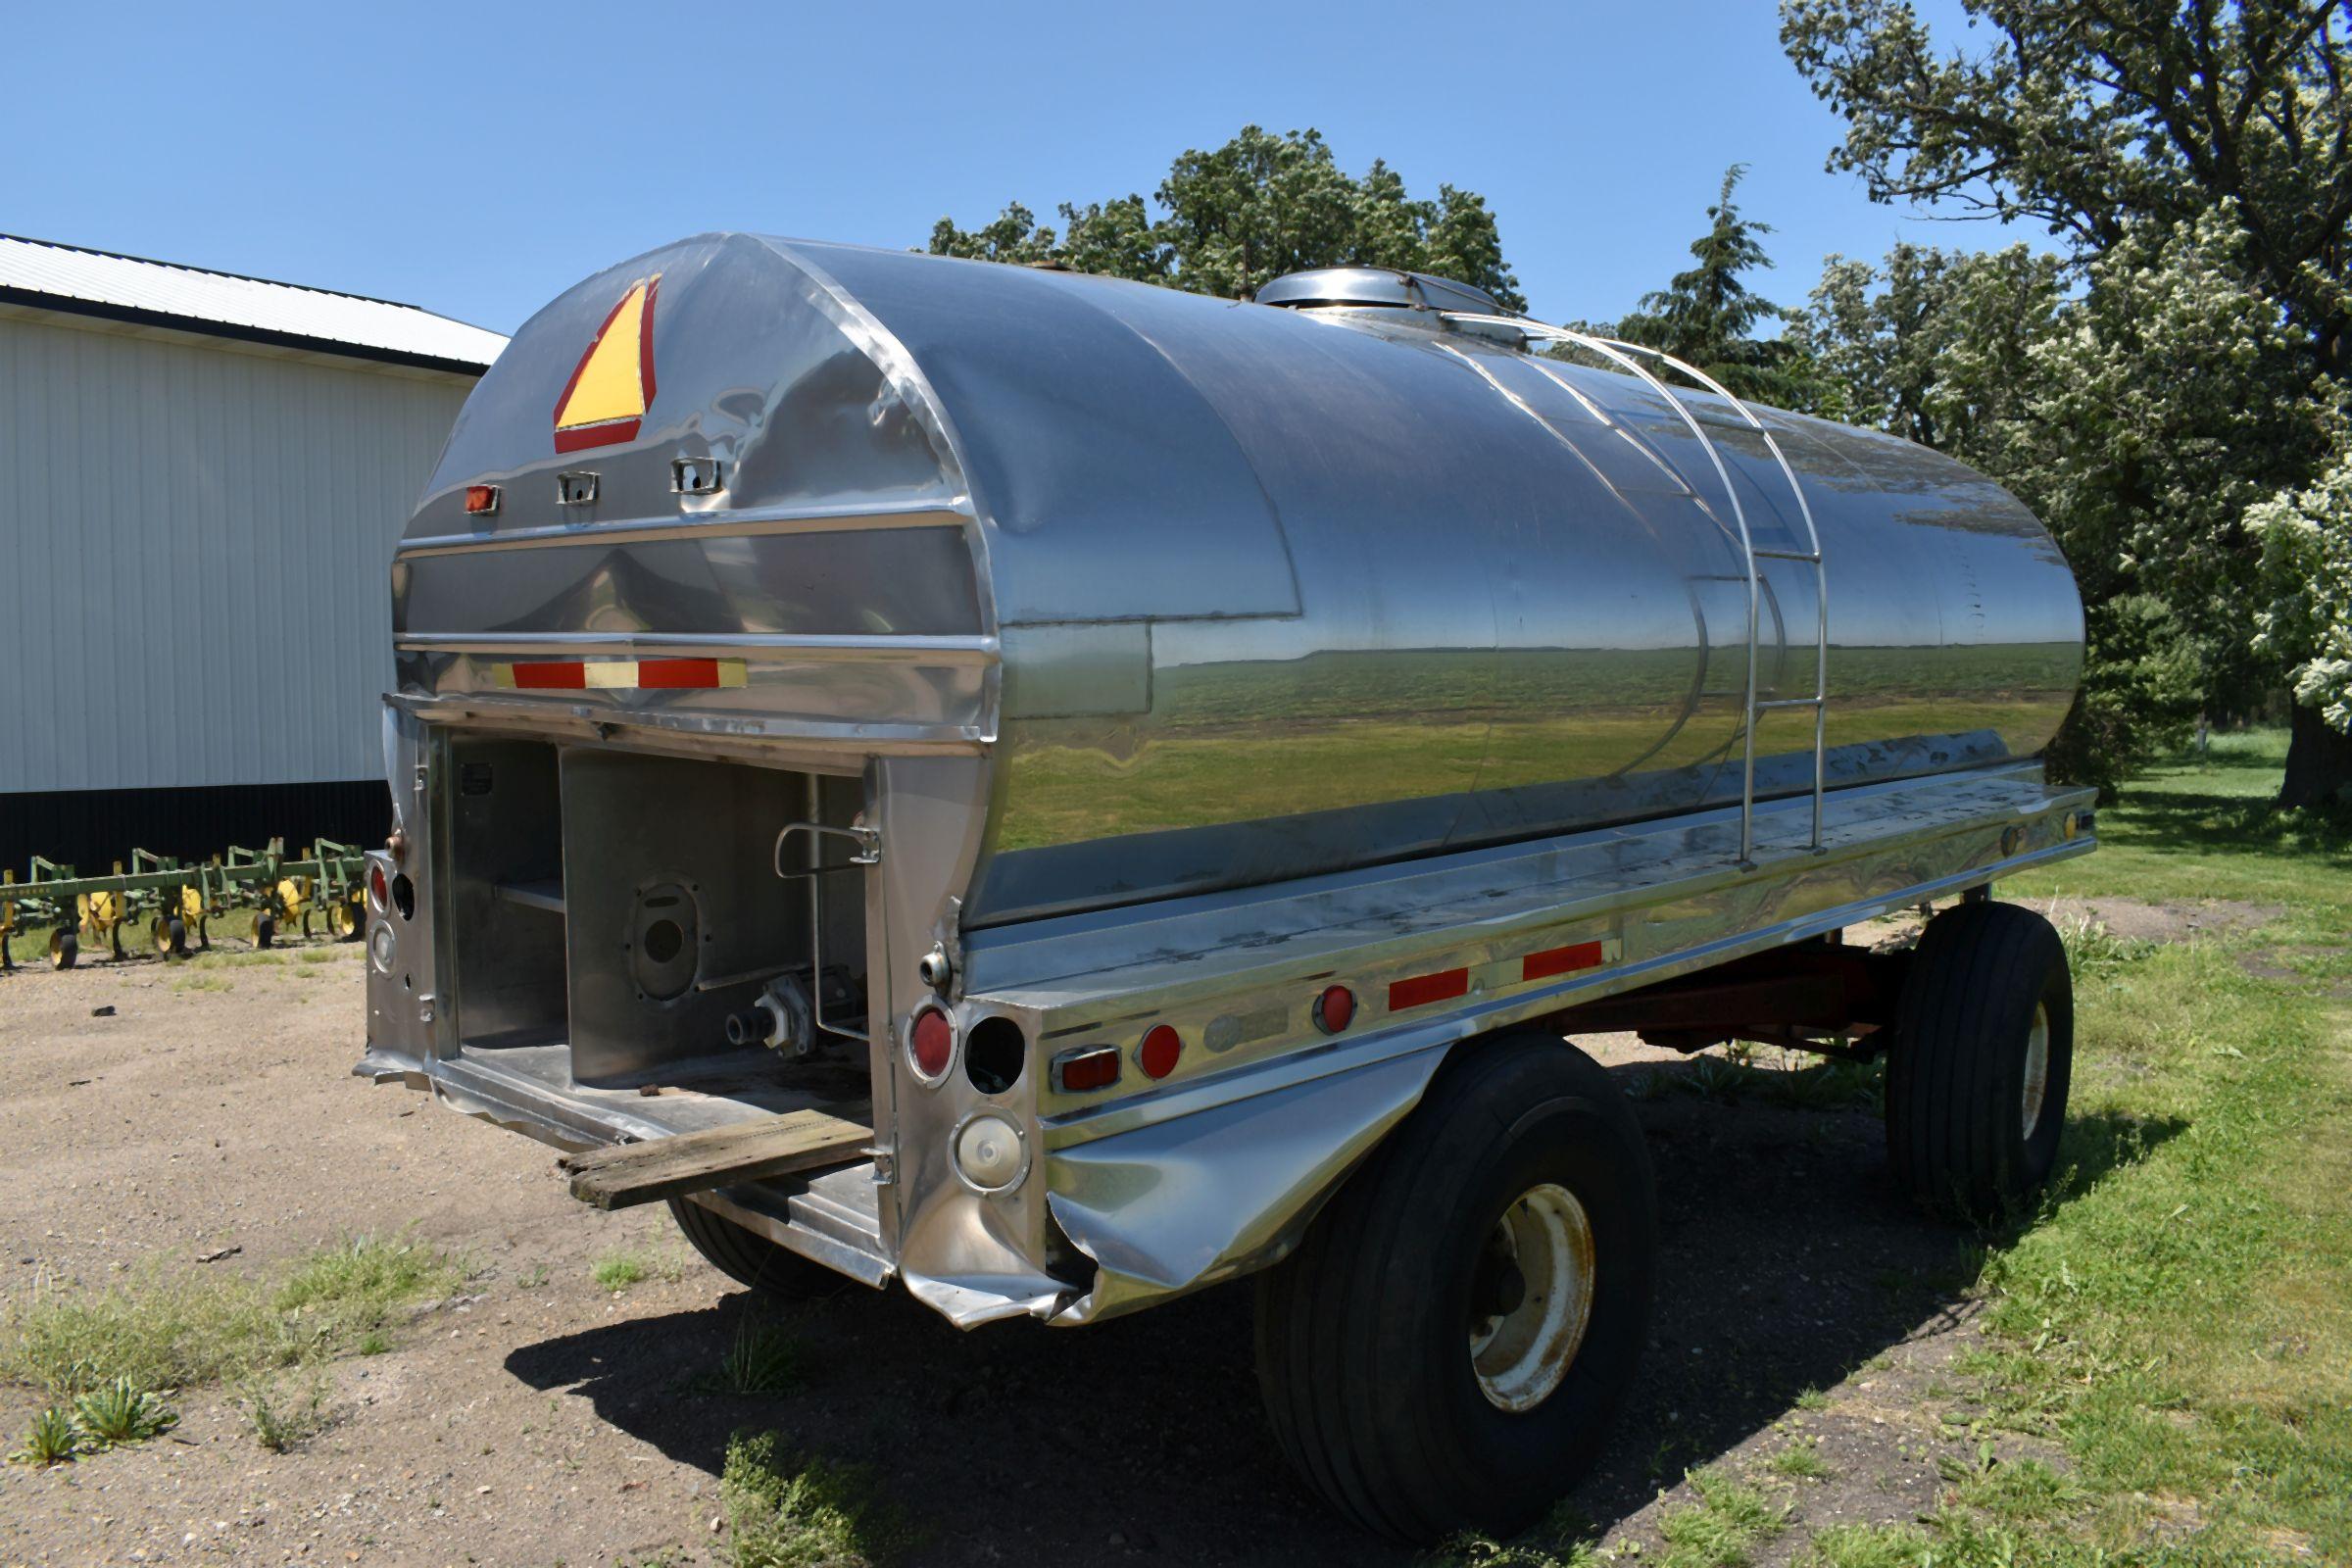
442;736;872;1114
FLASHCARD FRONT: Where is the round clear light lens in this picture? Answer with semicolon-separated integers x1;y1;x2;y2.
955;1113;1024;1191
368;920;398;974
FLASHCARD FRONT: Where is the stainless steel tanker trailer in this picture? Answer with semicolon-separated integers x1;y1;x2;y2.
355;235;2092;1544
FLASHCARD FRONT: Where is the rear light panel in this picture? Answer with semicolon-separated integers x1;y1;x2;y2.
463;483;501;515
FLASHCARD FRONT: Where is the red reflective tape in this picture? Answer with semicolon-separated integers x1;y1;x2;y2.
511;662;586;689
1522;941;1606;982
635;658;721;689
553;417;639;453
637;274;661;406
1388;967;1469;1011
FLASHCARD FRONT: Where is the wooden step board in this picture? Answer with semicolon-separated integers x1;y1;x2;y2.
559;1105;872;1210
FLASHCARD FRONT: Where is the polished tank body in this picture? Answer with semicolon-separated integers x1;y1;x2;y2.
392;234;2083;927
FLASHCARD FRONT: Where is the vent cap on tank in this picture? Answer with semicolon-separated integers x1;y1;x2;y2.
1255;268;1510;317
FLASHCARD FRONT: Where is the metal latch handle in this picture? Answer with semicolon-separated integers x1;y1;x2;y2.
773;821;881;876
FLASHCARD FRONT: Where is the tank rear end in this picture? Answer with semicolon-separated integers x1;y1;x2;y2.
362;234;1008;1292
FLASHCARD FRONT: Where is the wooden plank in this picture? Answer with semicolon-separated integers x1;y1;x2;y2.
559;1105;872;1210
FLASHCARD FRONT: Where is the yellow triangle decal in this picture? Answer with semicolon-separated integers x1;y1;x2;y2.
557;282;651;430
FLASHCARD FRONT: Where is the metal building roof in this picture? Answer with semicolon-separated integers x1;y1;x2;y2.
0;233;507;374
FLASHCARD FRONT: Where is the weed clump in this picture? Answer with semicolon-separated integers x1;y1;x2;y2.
721;1429;913;1568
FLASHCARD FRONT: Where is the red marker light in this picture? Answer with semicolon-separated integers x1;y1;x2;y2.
1054;1046;1121;1094
368;862;390;909
464;483;502;515
1313;985;1355;1034
909;1007;955;1079
1139;1024;1183;1079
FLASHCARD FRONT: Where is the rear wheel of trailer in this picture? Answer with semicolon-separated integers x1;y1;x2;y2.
1886;901;2074;1221
667;1197;846;1300
1253;1032;1656;1544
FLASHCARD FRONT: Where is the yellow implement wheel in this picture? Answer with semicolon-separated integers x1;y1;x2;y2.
326;902;358;941
78;890;125;936
50;929;78;970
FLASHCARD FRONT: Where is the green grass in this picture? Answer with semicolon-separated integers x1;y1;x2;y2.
591;1248;683;1293
694;1315;804;1396
71;1375;177;1446
1802;1523;1935;1568
591;1251;646;1291
720;1429;914;1568
1;1234;466;1407
238;1371;332;1452
9;1405;80;1466
1768;1442;1833;1482
1657;1470;1789;1568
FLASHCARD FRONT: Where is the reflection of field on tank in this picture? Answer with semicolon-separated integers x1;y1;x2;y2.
998;642;2082;850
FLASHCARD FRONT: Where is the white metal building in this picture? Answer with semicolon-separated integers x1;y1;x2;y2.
0;235;506;872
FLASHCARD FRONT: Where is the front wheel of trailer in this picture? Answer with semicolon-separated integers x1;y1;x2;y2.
1253;1033;1656;1544
667;1197;846;1300
1886;900;2074;1222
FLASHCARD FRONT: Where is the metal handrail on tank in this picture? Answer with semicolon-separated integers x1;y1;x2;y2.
1440;314;1830;863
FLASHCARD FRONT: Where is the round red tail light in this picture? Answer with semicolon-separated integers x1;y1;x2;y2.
909;1007;956;1080
368;862;390;909
1138;1023;1183;1079
1313;984;1356;1034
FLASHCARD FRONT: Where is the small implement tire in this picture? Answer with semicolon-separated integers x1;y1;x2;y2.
255;912;276;950
1886;900;2074;1222
50;931;78;970
667;1197;847;1300
1253;1032;1656;1544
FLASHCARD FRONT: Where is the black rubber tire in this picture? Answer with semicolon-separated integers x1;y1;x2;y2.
255;913;276;950
667;1196;846;1299
1886;901;2074;1222
1253;1033;1657;1544
51;931;78;971
165;916;187;956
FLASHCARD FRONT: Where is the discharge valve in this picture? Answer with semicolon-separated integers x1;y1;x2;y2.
724;974;816;1057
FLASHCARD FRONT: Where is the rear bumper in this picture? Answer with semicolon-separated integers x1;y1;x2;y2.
355;1042;896;1288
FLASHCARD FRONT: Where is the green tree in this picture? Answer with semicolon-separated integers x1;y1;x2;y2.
928;125;1526;311
1783;0;2352;799
2251;446;2352;805
1794;241;2063;466
1613;166;1824;406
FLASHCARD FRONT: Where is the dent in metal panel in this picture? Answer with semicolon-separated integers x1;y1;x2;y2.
1041;1046;1444;1322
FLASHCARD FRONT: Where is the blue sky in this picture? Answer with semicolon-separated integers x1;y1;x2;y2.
4;0;2007;336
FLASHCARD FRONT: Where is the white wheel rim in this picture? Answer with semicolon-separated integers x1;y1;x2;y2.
2020;1002;2051;1139
1469;1182;1595;1413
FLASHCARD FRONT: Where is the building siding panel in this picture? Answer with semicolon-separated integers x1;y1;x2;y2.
0;311;474;798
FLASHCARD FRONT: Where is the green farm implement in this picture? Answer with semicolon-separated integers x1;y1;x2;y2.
0;839;368;970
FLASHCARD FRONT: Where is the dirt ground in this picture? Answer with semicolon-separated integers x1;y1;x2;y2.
0;927;2107;1568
